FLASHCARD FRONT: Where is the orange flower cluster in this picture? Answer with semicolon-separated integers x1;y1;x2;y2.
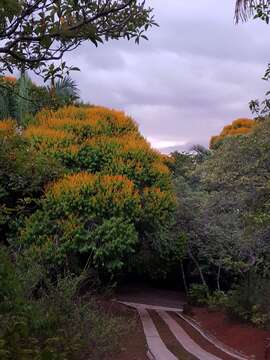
49;172;139;204
25;105;173;194
210;118;255;148
24;126;75;154
1;76;16;84
25;126;74;141
66;144;80;154
49;172;97;197
85;133;154;154
0;119;16;136
36;106;138;135
152;161;170;175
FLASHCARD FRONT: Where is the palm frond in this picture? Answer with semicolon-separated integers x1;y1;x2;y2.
54;76;80;104
235;0;270;22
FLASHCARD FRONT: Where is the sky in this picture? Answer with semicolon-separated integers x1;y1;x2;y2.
66;0;269;152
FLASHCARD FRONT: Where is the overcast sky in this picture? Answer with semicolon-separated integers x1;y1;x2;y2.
66;0;269;152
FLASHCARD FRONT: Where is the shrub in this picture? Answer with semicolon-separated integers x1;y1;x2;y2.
0;247;22;313
207;291;228;311
188;283;209;306
226;275;270;328
0;263;130;360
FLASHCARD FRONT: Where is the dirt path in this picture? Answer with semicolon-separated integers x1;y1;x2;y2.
118;301;246;360
116;284;185;308
192;307;270;360
115;286;269;360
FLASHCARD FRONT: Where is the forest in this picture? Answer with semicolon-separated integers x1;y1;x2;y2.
1;1;270;360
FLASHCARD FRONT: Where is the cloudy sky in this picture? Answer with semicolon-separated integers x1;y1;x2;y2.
67;0;269;152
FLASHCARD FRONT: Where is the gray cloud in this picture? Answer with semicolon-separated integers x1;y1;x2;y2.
65;0;269;150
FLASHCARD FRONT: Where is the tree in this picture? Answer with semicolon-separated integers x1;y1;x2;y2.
198;119;270;280
16;72;32;124
210;118;255;149
18;105;176;278
54;76;80;106
0;1;156;79
201;191;247;291
0;77;17;119
171;151;209;288
172;119;270;292
0;74;81;123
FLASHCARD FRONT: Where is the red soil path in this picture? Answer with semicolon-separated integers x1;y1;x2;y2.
192;307;270;360
98;299;148;360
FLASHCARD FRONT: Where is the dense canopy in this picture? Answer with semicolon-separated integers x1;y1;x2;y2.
16;105;175;276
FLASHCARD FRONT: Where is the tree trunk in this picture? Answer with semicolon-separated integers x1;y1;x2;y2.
217;264;221;291
188;248;207;288
181;261;188;295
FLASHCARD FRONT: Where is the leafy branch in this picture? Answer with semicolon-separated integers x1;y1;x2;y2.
0;1;157;79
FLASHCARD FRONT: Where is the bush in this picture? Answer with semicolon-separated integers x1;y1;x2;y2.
226;275;270;328
188;283;209;306
207;291;228;311
0;247;22;313
0;248;131;360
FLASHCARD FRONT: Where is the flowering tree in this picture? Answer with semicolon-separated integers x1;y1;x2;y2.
20;106;175;277
210;118;255;149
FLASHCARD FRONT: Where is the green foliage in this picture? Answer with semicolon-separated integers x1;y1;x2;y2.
56;142;171;190
54;76;80;107
18;106;176;279
0;74;82;125
171;118;270;328
207;291;228;311
0;247;22;313
198;119;270;277
171;150;210;288
0;254;130;360
89;217;138;274
226;274;270;327
0;77;17;119
188;284;209;306
19;171;165;276
0;130;63;244
15;73;32;125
